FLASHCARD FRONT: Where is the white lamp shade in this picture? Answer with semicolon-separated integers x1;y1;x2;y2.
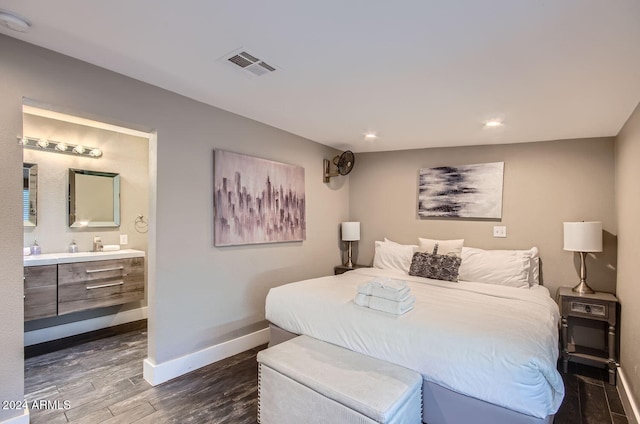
341;222;360;241
563;221;603;252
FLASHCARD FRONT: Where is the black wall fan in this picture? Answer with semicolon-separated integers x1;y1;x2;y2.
323;150;355;183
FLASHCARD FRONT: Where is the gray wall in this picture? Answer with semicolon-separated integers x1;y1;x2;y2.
615;101;640;406
0;33;349;419
349;137;617;299
0;43;26;424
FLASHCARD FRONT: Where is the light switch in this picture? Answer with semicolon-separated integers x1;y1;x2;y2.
120;234;128;245
493;226;507;238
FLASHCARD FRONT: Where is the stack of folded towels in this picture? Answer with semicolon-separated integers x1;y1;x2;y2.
354;277;415;315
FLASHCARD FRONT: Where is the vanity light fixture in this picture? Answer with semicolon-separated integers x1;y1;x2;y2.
18;136;103;159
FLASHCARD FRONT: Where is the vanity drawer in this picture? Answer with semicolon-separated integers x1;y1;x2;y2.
58;258;144;315
24;265;57;321
24;264;57;289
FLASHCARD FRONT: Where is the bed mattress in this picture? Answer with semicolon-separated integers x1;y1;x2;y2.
265;267;564;419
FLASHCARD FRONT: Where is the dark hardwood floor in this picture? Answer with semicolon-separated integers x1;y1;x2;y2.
25;324;629;423
25;323;261;423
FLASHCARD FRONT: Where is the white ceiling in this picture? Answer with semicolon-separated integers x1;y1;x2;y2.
1;1;640;153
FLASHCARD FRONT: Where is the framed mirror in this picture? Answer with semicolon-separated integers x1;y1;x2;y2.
69;168;120;227
23;163;38;227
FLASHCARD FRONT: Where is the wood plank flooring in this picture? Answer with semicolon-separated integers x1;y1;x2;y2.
25;322;261;423
25;322;629;423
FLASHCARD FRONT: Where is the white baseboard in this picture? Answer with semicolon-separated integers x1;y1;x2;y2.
24;307;148;346
618;367;640;424
143;327;270;386
0;408;29;424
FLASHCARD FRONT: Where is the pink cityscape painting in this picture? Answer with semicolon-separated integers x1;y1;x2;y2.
214;150;306;246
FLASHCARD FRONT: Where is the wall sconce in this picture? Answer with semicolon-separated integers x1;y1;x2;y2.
18;136;102;159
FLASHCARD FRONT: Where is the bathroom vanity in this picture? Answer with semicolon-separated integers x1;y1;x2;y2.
24;249;145;321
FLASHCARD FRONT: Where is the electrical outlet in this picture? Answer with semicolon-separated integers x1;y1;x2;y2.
493;226;507;238
120;234;128;245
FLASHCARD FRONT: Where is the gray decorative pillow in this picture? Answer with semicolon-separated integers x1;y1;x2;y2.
408;252;461;282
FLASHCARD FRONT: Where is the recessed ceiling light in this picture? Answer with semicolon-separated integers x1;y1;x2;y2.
0;10;31;33
364;132;377;140
483;120;504;128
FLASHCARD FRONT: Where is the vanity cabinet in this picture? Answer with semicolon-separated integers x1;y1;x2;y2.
24;264;57;321
23;250;146;320
58;257;144;315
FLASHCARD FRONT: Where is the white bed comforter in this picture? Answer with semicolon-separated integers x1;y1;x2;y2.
265;267;564;419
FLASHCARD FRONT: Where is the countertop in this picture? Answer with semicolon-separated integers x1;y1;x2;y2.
24;249;145;266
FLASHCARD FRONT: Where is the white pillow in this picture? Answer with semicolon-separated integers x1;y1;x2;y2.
384;238;418;248
418;238;464;257
458;246;533;289
373;241;416;273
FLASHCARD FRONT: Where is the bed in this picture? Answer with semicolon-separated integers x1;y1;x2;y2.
265;243;565;424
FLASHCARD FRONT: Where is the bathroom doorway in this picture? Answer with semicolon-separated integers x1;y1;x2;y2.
20;99;156;365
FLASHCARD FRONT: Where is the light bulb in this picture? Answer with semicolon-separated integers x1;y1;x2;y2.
55;142;68;152
73;145;85;154
483;120;504;128
36;139;49;148
89;148;102;158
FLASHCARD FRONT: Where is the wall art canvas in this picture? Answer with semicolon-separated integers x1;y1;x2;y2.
214;150;306;246
418;162;504;219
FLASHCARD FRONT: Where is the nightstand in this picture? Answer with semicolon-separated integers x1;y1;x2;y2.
334;264;368;275
557;287;619;385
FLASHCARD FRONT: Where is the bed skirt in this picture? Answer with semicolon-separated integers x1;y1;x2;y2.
268;323;554;424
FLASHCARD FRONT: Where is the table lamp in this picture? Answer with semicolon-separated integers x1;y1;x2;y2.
341;222;360;268
563;221;603;294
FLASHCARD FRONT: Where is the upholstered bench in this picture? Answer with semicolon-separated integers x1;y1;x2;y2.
257;335;422;424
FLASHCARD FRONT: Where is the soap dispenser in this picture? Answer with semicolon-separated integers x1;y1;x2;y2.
30;240;41;255
69;240;78;253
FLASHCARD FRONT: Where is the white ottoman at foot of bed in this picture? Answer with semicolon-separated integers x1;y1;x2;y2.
257;335;422;424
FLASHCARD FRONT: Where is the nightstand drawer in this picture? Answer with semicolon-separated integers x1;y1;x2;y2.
570;301;607;318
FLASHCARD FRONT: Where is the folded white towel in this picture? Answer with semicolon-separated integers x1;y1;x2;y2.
379;278;408;291
358;277;410;301
357;281;380;295
23;247;31;256
372;285;411;302
102;244;121;251
354;293;416;315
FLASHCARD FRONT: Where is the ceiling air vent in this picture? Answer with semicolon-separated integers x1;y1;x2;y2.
223;49;277;77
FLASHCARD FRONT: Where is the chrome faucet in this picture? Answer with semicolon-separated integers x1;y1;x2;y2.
93;236;103;252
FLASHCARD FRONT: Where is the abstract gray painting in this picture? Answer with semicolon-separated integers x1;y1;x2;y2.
214;150;305;246
418;162;504;218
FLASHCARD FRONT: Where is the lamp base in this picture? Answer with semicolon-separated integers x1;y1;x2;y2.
572;281;595;295
344;241;354;268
